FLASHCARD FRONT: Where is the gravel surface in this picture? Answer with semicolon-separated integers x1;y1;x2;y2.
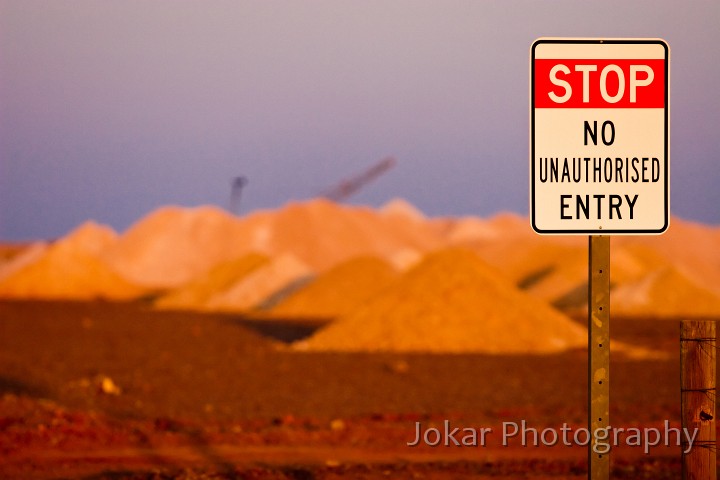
0;300;696;478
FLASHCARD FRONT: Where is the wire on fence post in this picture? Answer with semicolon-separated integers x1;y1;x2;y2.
680;319;716;480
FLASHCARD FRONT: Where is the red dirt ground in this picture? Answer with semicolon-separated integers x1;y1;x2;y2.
0;300;710;478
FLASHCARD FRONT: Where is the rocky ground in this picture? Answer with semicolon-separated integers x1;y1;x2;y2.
0;300;705;479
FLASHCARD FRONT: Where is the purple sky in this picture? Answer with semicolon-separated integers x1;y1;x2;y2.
1;1;719;241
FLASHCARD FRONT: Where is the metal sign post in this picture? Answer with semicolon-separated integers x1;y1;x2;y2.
530;38;670;479
589;235;610;478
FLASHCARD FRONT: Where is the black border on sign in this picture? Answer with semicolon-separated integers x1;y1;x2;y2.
530;38;670;235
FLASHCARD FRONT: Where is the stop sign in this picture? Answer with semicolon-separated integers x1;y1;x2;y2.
530;38;669;234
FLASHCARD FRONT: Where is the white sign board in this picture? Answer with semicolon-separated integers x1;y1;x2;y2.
530;39;669;234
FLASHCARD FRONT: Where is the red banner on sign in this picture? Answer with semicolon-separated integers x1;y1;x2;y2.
534;59;665;108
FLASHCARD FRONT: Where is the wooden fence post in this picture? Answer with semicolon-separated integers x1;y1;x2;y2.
681;319;716;480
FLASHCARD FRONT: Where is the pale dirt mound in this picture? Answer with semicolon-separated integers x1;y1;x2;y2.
610;245;659;284
429;211;535;252
489;240;584;286
0;222;144;300
486;212;536;240
444;216;500;244
521;245;587;309
379;198;426;223
387;248;423;271
453;217;583;288
207;254;312;312
64;221;119;254
523;234;719;318
155;253;270;310
268;256;399;320
0;242;33;263
462;236;587;315
0;242;49;282
103;206;250;289
612;266;720;318
297;248;588;353
614;218;720;298
482;238;683;316
104;199;442;290
242;198;444;272
516;242;653;310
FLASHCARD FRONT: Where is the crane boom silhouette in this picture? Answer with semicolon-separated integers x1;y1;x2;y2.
229;156;395;214
320;156;396;202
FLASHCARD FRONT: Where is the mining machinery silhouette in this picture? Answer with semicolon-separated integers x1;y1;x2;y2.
229;176;248;215
228;156;395;214
320;156;396;202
